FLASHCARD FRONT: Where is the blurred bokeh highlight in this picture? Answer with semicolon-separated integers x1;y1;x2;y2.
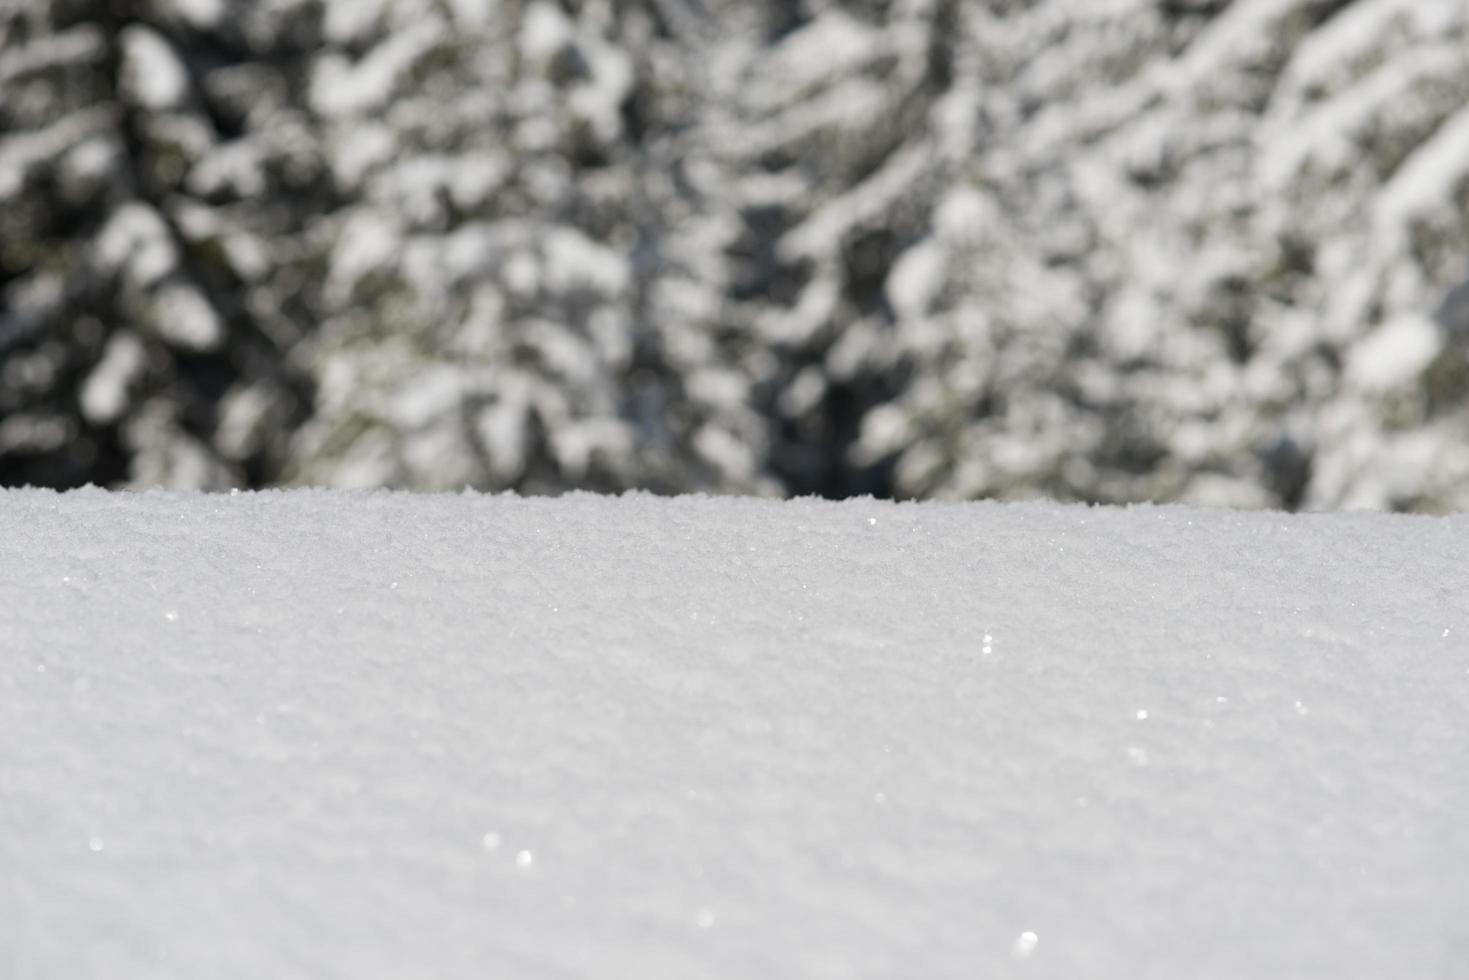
2;0;1467;509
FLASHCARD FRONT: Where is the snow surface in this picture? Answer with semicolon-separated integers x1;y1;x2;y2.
2;489;1467;979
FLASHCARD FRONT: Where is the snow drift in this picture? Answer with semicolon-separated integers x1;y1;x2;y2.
2;489;1466;978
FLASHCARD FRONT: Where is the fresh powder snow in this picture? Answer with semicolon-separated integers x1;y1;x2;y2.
2;489;1466;979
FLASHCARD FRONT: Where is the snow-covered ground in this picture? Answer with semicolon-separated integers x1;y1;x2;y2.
2;489;1466;979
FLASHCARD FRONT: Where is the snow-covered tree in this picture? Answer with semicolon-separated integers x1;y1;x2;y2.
286;0;780;494
0;0;326;489
849;0;1469;510
4;0;1467;510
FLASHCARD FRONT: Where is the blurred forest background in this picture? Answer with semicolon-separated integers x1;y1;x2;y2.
3;0;1468;510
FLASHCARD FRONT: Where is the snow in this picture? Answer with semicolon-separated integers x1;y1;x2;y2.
119;26;188;112
885;238;945;319
0;26;103;88
0;107;113;200
163;0;225;30
326;210;401;304
1260;49;1461;190
321;0;393;46
152;282;223;352
95;203;178;290
518;1;574;65
79;331;146;425
752;12;878;108
541;227;630;298
1346;314;1440;391
310;22;442;119
3;490;1466;979
779;143;931;261
1375;103;1469;239
443;0;494;29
